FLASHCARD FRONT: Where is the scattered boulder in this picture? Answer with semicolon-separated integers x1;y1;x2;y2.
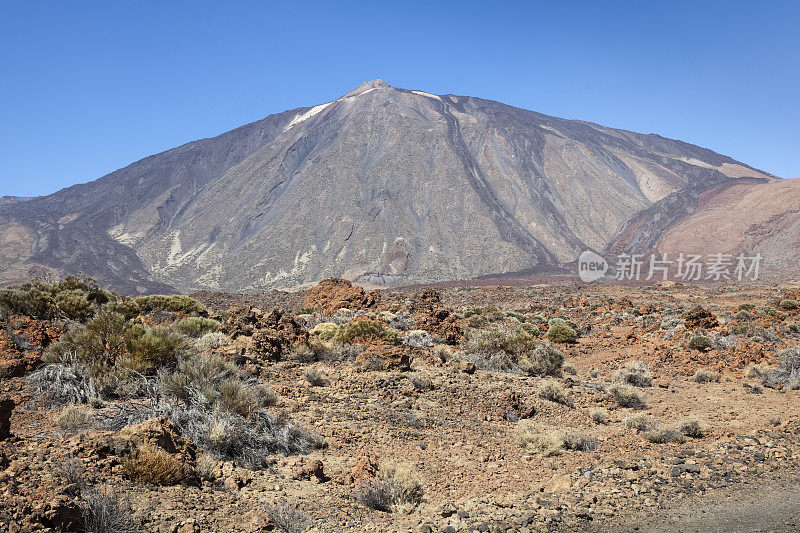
222;306;308;361
408;290;462;344
356;344;411;371
347;451;379;485
684;305;719;330
288;457;328;483
302;278;380;314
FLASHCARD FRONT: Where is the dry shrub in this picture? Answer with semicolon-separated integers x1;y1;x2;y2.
264;502;312;533
609;383;646;409
122;443;194;486
537;379;569;405
692;368;721;383
589;408;609;425
613;360;652;387
55;404;92;430
679;419;704;438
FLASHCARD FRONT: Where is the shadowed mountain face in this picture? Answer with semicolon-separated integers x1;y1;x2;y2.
0;80;778;293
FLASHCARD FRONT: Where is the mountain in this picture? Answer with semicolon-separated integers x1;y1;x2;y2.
0;79;785;293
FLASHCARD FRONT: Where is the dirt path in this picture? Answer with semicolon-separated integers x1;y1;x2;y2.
597;475;800;533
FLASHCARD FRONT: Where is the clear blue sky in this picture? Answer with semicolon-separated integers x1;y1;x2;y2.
1;0;798;197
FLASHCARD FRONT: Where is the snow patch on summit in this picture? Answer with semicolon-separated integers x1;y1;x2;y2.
284;102;334;131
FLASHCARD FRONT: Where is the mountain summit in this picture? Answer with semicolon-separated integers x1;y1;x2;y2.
0;81;788;293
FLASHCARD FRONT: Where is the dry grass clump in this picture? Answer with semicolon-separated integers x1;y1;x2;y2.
589;408;609;425
624;413;650;431
537;379;570;405
79;486;140;533
518;429;596;456
122;443;195;486
353;465;424;513
613;360;652;387
561;362;577;375
642;428;686;444
679;419;704;438
194;332;230;352
609;383;646;409
519;342;564;376
779;299;799;311
263;502;313;533
744;363;771;379
55;404;93;430
303;368;329;387
693;368;721;383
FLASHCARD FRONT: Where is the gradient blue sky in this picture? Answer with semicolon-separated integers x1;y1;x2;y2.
1;0;798;197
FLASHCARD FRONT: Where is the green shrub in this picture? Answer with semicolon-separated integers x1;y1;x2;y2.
779;299;799;311
544;322;577;343
334;319;400;345
44;310;129;366
125;327;186;372
687;335;713;352
520;323;539;336
309;322;339;340
172;317;221;337
0;275;114;321
134;294;206;315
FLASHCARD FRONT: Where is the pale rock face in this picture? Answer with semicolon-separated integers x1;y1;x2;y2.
0;80;778;293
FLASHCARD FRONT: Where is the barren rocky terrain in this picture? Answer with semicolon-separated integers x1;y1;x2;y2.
2;277;800;532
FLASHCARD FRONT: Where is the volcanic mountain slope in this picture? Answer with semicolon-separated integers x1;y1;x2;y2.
0;80;778;293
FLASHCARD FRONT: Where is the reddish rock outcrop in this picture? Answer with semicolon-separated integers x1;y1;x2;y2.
409;289;463;344
302;278;380;314
684;305;719;330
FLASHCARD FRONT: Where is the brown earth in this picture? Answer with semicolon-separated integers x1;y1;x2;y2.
3;281;800;531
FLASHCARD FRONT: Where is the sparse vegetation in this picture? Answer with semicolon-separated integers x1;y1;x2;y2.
353;465;424;512
544;320;578;343
518;429;596;456
693;368;721;383
54;403;92;430
303;368;328;387
609;383;646;409
679;419;704;438
79;486;141;533
194;332;230;351
537;379;569;405
122;443;195;486
519;342;565;376
779;299;799;311
264;502;313;533
133;294;206;315
589;408;609;425
613;360;652;387
623;413;650;431
333;319;400;346
687;334;713;352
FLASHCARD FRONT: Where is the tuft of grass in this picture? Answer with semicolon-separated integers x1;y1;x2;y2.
79;486;140;533
518;429;596;456
613;360;652;387
195;455;217;482
744;363;770;379
353;465;424;513
609;383;646;409
55;404;92;430
589;408;609;425
561;362;577;375
779;299;799;311
693;368;721;383
303;368;328;387
643;428;686;444
623;413;651;431
537;379;569;405
264;502;313;533
687;335;713;352
122;443;195;486
194;332;230;352
679;419;704;438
